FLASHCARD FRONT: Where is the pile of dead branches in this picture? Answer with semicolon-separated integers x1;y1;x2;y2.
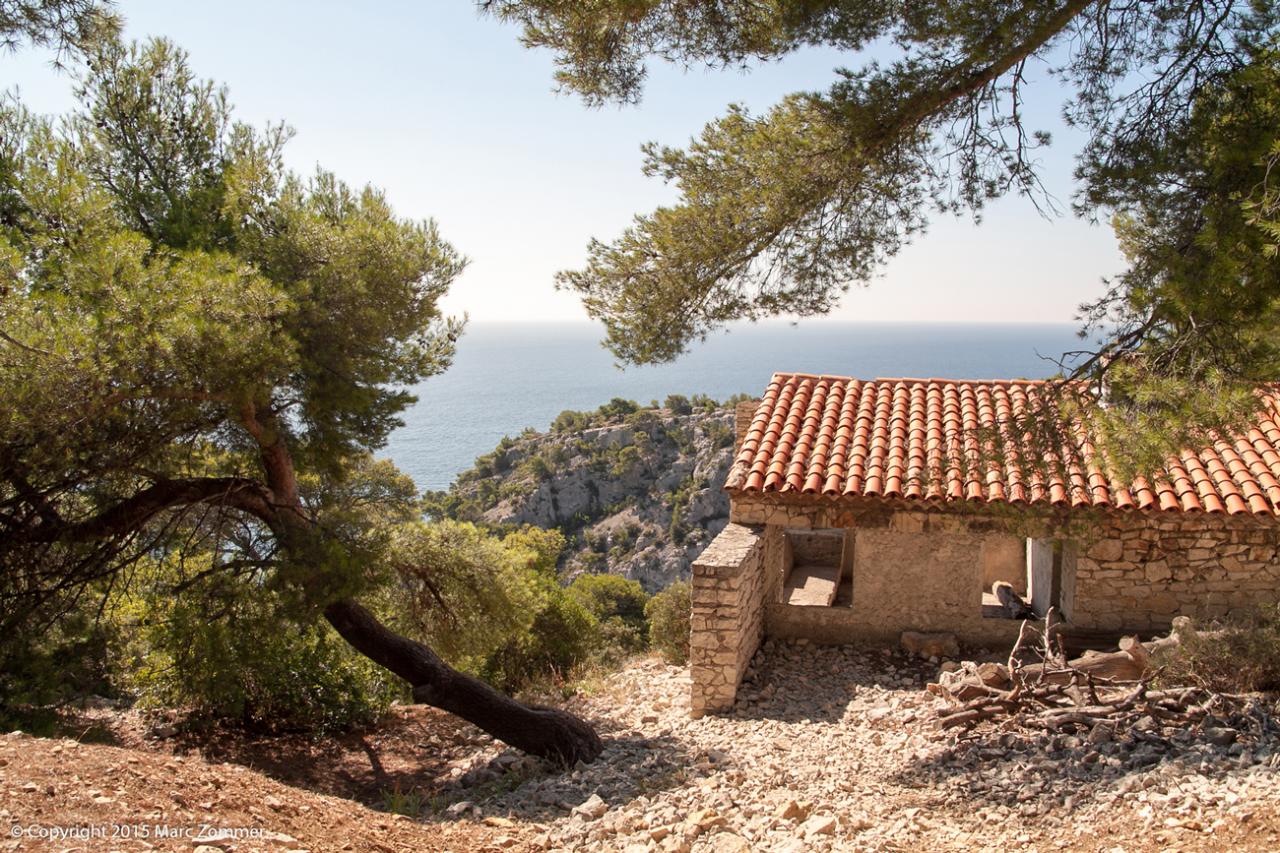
928;613;1276;739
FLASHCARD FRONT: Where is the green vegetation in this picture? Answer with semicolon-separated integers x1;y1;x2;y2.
383;520;625;694
0;28;611;762
0;599;117;731
547;394;746;436
481;590;599;694
0;9;742;754
646;582;691;666
551;409;593;433
701;420;735;451
385;521;563;666
664;394;694;415
665;475;709;546
384;523;688;697
380;784;426;818
1157;606;1280;693
609;444;644;478
600;397;640;419
568;573;649;655
1077;47;1280;472
1;499;697;732
117;565;402;733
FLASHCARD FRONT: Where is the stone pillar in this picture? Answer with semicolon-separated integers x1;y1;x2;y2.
1027;538;1055;616
689;522;765;718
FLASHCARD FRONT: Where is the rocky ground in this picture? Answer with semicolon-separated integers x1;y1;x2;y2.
458;643;1280;853
4;646;1279;852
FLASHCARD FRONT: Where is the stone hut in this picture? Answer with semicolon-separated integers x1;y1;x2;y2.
689;373;1280;717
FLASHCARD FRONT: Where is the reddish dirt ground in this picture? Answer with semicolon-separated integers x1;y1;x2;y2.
0;707;537;853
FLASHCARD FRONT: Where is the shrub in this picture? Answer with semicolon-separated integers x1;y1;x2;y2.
599;397;639;420
388;521;604;694
703;420;734;449
646;581;691;665
668;504;688;544
552;409;593;433
1157;605;1280;692
501;525;567;577
625;409;661;433
119;562;402;733
583;528;608;553
480;591;599;693
664;394;693;415
610;444;643;477
0;600;118;731
569;574;649;654
689;393;720;412
388;521;555;665
577;550;606;573
523;453;554;481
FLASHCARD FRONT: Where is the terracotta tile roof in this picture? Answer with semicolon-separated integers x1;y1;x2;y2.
726;373;1280;516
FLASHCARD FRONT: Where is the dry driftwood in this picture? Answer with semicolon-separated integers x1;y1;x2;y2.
928;615;1254;737
1020;634;1161;684
937;617;1186;696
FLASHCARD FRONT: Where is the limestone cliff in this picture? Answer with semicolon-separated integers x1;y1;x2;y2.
425;400;739;591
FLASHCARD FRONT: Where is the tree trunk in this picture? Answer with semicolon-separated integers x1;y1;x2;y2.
239;404;604;767
324;599;603;767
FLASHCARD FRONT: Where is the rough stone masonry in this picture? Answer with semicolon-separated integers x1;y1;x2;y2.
689;522;765;717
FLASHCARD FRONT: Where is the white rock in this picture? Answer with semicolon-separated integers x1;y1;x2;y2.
800;814;837;838
574;793;609;820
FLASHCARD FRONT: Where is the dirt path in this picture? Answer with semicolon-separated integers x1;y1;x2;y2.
0;729;527;852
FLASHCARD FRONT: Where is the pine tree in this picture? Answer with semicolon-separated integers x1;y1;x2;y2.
0;36;600;763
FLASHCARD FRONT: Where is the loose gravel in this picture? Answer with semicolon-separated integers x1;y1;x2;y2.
445;640;1280;852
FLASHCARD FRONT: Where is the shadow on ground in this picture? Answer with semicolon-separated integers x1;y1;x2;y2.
891;722;1273;812
416;728;696;826
66;704;511;809
63;700;697;828
729;641;937;724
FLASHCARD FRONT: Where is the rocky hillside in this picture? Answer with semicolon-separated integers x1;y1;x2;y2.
425;397;747;591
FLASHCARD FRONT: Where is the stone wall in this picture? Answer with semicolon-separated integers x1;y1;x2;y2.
1073;513;1280;632
727;492;1280;636
689;492;1280;714
786;528;845;567
689;522;766;717
983;535;1028;594
765;518;1025;648
728;496;1027;645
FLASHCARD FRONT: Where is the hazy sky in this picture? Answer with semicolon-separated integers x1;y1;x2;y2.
2;1;1125;325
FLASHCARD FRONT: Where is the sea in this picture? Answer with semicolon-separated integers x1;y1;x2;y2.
385;321;1086;492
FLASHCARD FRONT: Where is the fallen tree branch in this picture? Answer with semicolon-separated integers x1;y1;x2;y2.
929;618;1263;740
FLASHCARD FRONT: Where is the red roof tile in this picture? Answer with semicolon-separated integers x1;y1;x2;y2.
726;373;1280;517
